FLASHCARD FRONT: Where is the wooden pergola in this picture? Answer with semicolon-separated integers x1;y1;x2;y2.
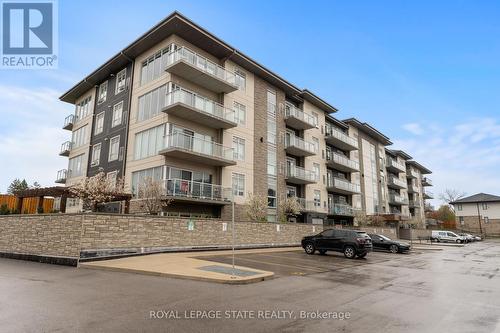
13;187;132;214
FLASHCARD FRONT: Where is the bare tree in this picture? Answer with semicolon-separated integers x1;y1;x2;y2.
354;210;371;227
245;194;268;222
69;171;125;212
137;177;172;215
279;196;302;223
439;189;466;210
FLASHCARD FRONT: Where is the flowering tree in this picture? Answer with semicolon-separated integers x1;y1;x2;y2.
137;177;172;215
279;196;302;222
245;194;268;222
69;171;125;212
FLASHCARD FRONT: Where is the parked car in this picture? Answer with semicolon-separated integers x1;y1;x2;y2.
458;233;474;243
431;230;466;243
368;234;411;253
473;234;482;241
301;229;373;259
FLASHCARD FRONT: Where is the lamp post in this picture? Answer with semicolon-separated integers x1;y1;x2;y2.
231;200;236;279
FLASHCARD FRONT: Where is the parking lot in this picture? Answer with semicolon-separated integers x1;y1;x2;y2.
1;240;500;332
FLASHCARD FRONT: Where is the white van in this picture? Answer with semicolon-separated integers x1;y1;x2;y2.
431;230;465;244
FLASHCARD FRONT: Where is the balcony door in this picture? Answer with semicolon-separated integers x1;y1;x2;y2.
286;186;297;198
286;157;296;177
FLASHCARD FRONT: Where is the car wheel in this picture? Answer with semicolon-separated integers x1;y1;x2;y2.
389;244;399;253
318;250;327;255
357;253;367;258
436;238;440;243
304;243;316;255
456;239;462;244
343;246;356;259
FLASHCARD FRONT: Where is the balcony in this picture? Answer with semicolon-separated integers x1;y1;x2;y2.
63;114;75;131
297;198;326;213
422;177;433;186
285;134;317;157
55;169;67;184
387;176;407;189
327;177;361;195
407;184;418;193
325;126;358;151
163;179;232;205
284;104;317;130
389;193;409;205
285;164;318;185
406;168;419;179
329;203;355;216
159;132;236;167
59;141;72;156
165;47;238;93
386;158;406;173
409;199;421;208
424;191;434;199
162;88;237;129
326;151;359;172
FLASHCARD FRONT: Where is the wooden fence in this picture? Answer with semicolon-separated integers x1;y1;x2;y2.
0;195;54;214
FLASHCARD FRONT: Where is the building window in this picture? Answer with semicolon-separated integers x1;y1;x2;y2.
232;173;245;197
112;101;123;127
267;147;277;175
75;96;92;121
134;124;164;160
313;163;320;180
312;112;319;127
268;176;277;208
233;101;246;126
72;125;88;148
232;136;245;161
137;85;166;122
484;216;489;223
107;171;118;188
115;68;127;94
140;46;173;86
97;81;108;104
459;216;464;225
314;190;321;207
234;69;246;91
312;137;320;151
131;166;163;196
108;135;120;162
456;204;462;211
94;112;104;135
482;203;488;210
91;143;101;166
68;154;84;178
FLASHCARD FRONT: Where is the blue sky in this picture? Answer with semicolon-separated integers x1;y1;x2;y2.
1;0;500;206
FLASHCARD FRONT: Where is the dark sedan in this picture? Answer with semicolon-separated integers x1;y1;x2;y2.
368;234;410;253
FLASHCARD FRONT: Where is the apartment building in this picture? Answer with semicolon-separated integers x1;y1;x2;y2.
452;193;500;235
57;11;432;225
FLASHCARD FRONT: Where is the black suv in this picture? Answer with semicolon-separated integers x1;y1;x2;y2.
301;229;373;259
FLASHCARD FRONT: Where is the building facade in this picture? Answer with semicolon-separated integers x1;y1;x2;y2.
57;12;433;225
452;193;500;235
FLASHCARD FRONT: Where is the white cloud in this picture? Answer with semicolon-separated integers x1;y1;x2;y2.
402;122;424;135
393;117;500;207
0;85;71;192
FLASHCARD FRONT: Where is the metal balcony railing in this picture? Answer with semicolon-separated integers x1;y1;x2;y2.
422;177;433;186
55;169;67;183
388;176;407;188
389;193;409;205
329;203;355;216
284;104;317;128
63;114;75;129
60;141;72;154
164;132;235;162
163;178;232;202
386;158;406;172
166;46;236;86
407;168;419;178
327;177;361;193
409;200;421;207
165;88;236;123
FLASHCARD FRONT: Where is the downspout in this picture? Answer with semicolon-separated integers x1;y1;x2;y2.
120;51;135;199
476;202;483;235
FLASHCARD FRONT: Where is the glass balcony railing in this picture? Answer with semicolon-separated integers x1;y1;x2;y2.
55;169;67;183
166;46;236;86
286;164;318;183
325;125;358;149
59;141;72;155
284;104;317;128
326;151;360;171
422;177;433;186
389;193;409;205
163;178;232;202
327;177;361;193
388;176;407;188
386;158;406;172
409;200;421;207
329;203;355;216
424;191;434;199
63;114;75;129
285;134;318;155
164;88;236;124
407;168;419;178
163;132;235;162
